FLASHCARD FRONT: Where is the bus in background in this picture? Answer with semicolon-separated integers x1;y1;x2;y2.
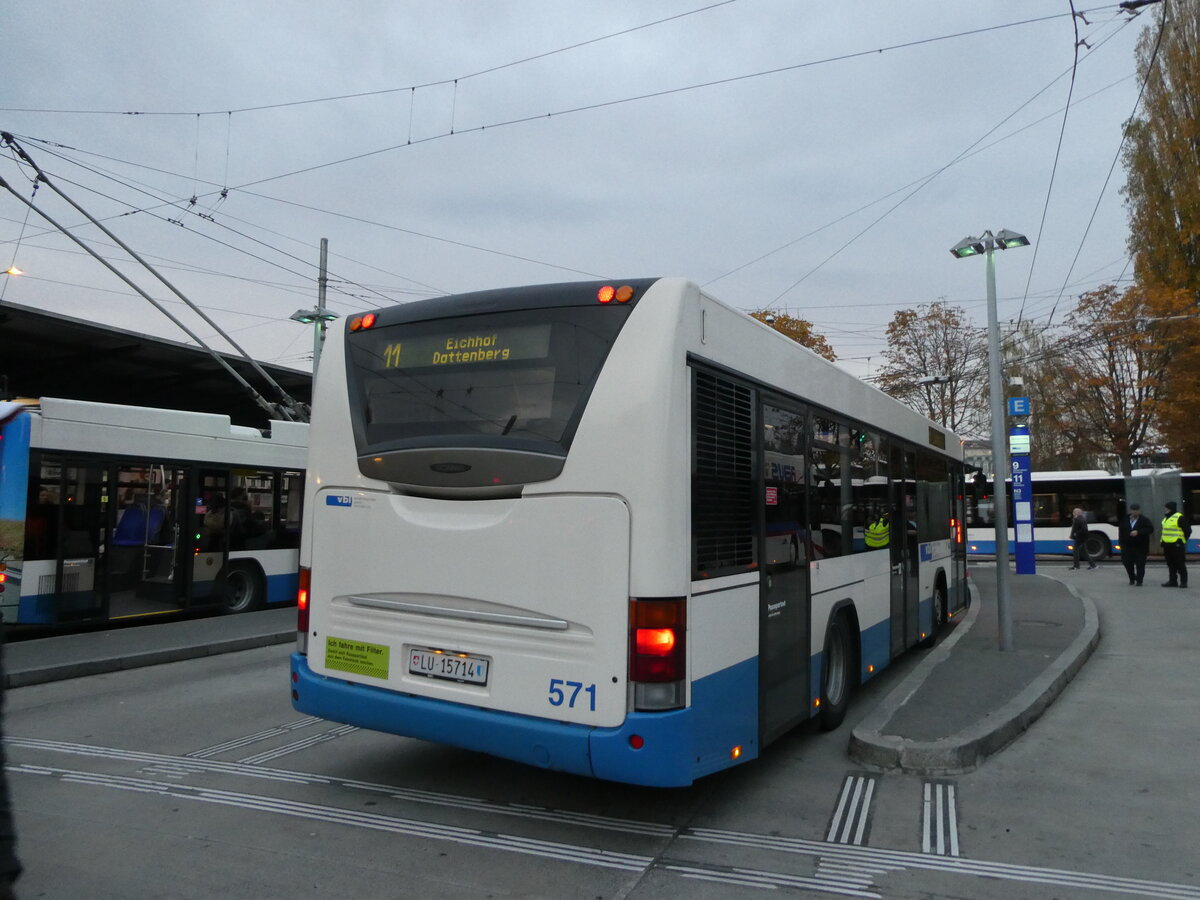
290;278;968;787
0;397;307;625
966;469;1200;559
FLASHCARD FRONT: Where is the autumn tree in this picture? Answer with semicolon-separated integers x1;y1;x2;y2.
1122;1;1200;464
874;302;987;436
1042;285;1177;476
1004;320;1087;469
749;310;837;361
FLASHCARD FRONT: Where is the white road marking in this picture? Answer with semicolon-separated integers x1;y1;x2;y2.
7;737;1199;898
828;774;876;845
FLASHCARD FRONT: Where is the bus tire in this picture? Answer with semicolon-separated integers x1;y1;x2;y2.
921;579;948;649
1084;532;1111;561
819;612;856;731
220;562;265;614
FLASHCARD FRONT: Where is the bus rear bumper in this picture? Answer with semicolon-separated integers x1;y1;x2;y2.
290;653;758;787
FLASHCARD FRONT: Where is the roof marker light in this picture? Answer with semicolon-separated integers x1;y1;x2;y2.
615;285;635;303
597;285;615;304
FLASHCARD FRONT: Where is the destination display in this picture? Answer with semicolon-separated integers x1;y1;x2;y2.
372;323;552;370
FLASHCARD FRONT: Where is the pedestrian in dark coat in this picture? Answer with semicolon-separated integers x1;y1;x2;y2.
1119;503;1154;586
1070;508;1096;570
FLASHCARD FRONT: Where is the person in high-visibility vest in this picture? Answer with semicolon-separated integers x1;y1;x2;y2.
1160;501;1189;588
865;514;890;549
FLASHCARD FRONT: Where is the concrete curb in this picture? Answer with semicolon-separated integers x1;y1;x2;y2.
848;581;1101;775
4;629;295;689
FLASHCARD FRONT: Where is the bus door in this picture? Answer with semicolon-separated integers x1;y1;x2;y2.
889;450;920;655
109;464;187;616
192;470;230;602
759;403;810;744
36;459;106;624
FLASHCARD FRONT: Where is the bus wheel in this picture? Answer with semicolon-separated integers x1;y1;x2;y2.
819;613;855;731
921;581;947;649
221;563;265;614
1084;532;1111;561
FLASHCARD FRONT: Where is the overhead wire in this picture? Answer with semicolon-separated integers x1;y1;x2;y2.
1;4;1146;369
707;20;1134;299
1042;0;1168;325
0;2;743;118
1015;1;1089;328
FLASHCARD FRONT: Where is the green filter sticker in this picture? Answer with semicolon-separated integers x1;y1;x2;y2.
325;636;390;679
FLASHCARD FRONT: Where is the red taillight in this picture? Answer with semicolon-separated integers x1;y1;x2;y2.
636;628;676;656
349;312;378;332
597;284;635;304
951;517;964;544
0;563;6;595
630;598;685;682
297;567;311;634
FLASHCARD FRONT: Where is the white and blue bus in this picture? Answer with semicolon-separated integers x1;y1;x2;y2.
0;397;307;625
966;469;1200;560
290;278;968;787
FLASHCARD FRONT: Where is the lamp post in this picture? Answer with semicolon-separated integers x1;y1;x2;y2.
950;228;1029;652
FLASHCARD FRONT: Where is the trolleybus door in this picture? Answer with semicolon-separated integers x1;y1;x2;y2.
191;470;229;602
38;459;107;623
108;464;187;617
759;403;810;744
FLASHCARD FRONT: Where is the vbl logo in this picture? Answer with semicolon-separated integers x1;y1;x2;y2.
325;495;353;507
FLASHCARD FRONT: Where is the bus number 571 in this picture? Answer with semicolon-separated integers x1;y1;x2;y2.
548;679;596;712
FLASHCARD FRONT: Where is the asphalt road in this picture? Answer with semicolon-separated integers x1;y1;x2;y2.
3;560;1198;899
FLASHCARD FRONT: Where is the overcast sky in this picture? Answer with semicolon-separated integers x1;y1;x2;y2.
0;1;1156;382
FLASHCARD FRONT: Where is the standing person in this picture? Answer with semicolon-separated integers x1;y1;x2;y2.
1070;507;1096;570
1119;503;1154;586
1160;501;1190;588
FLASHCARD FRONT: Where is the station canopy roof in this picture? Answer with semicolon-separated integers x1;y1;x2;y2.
0;302;312;427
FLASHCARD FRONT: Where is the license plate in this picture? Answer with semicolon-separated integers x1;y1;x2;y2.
408;647;490;685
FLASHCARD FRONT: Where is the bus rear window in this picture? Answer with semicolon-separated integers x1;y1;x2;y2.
345;306;632;456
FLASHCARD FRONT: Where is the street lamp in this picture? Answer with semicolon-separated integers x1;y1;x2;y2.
290;307;339;373
291;238;339;374
950;228;1029;652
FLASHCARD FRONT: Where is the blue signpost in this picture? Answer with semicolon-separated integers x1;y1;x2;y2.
1009;418;1036;574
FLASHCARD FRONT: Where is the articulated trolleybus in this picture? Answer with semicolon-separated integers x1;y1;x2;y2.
0;398;307;625
291;278;968;787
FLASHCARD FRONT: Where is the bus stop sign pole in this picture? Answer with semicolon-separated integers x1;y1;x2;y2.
1009;417;1036;575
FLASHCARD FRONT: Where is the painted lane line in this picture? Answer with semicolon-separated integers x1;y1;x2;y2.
5;736;674;837
828;774;877;846
9;737;1199;898
187;716;321;759
685;827;1200;898
922;782;960;857
237;724;358;764
662;860;881;898
10;763;653;873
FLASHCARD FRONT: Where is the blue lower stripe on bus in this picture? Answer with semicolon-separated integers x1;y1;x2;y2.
290;652;760;788
264;572;298;606
968;539;1074;555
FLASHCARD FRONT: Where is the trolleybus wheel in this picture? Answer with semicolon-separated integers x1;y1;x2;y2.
921;580;948;649
819;613;855;731
1084;532;1111;561
221;563;264;614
